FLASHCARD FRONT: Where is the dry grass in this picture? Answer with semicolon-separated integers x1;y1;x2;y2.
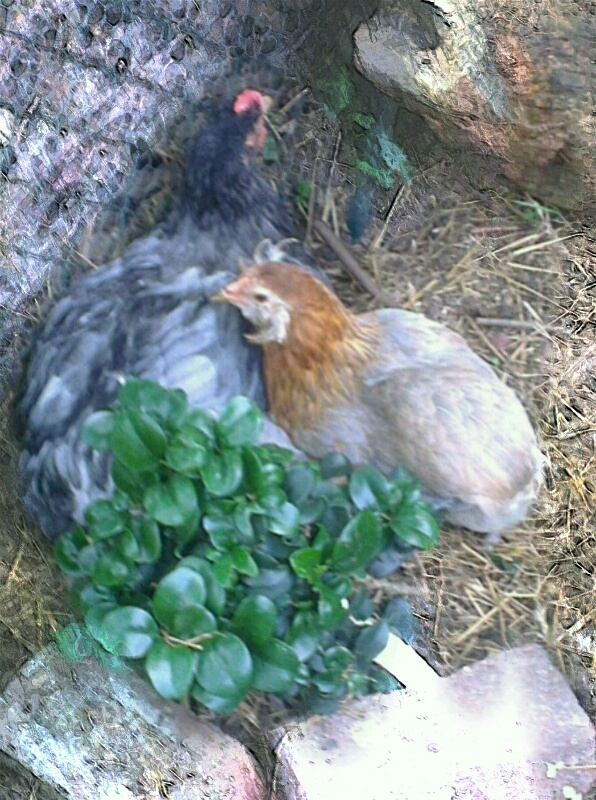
0;403;71;685
302;138;595;720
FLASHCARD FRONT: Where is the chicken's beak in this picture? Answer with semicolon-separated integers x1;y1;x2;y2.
212;280;245;307
212;288;232;304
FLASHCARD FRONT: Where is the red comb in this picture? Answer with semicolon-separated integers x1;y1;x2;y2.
233;89;266;115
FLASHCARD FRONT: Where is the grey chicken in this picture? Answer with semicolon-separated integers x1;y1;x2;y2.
18;90;310;538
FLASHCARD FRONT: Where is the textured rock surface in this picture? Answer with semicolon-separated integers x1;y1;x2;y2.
353;0;596;213
0;0;295;389
272;644;596;800
0;642;264;799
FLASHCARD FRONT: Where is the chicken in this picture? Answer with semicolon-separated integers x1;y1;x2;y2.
18;90;312;539
217;263;545;540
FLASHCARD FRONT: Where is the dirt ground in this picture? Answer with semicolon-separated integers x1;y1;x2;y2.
0;88;593;782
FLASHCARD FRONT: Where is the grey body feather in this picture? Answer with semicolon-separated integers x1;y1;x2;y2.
19;100;308;538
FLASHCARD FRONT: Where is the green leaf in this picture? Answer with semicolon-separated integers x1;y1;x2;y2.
84;501;125;540
252;639;300;694
242;448;266;497
173;508;201;550
145;640;198;700
268;502;300;538
131;517;162;563
382;596;418;645
354;621;390;661
290;548;323;582
311;670;349;697
195;633;253;697
232;503;256;543
152;567;207;629
390;505;439;550
259;486;286;512
299;497;327;525
245;567;293;601
349;467;390;510
111;458;153;503
191;682;248;714
260;458;288;486
284;464;316;506
184;409;217;442
211;553;235;588
350;588;376;622
388;464;420;497
287;611;320;662
54;536;84;576
232;595;277;648
114;529;141;562
177;558;226;616
165;440;208;475
369;668;399;695
111;490;131;513
78;543;100;573
312;526;331;553
203;500;236;549
74;582;116;615
294;180;311;213
321;506;351;538
231;546;259;577
127;409;167;459
118;379;188;423
143;475;199;528
317;585;347;628
93;606;158;658
331;510;383;573
172;604;217;639
92;551;133;588
84;603;117;643
217;396;263;447
200;449;244;497
112;412;157;472
326;575;352;600
324;645;354;674
262;134;280;163
319;453;351;479
305;689;342;715
256;530;295;563
81;410;114;451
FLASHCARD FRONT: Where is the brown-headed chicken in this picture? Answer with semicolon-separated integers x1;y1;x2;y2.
217;263;544;540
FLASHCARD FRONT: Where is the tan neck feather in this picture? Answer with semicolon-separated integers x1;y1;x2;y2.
262;308;377;431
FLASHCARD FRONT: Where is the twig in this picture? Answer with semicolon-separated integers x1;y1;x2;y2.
313;220;388;303
305;154;318;246
505;261;561;274
71;248;101;271
277;87;310;117
452;603;503;645
511;233;579;256
370;185;405;252
322;129;342;224
491;232;541;255
474;317;570;336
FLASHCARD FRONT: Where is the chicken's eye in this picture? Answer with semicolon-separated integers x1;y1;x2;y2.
253;289;269;303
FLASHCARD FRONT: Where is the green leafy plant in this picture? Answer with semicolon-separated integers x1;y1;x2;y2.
294;180;312;215
55;380;438;714
512;197;563;226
